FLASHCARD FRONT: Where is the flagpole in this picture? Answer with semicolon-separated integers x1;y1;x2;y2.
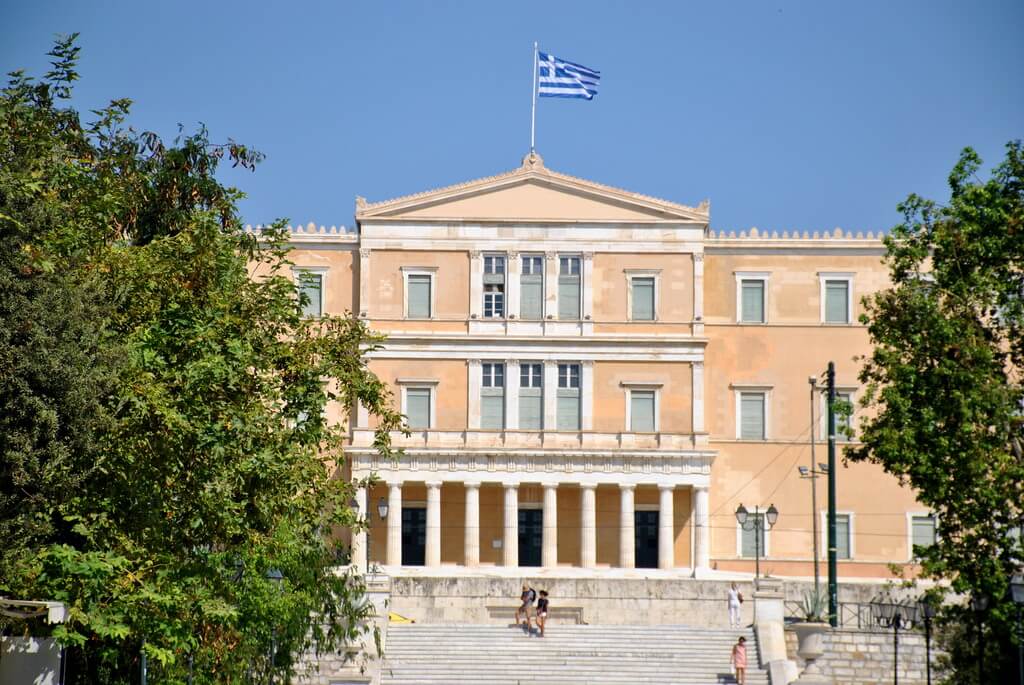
530;41;538;152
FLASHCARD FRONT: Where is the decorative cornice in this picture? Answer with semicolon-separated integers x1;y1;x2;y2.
707;227;884;241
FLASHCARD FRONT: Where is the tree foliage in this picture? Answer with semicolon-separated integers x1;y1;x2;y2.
0;36;402;683
850;142;1024;682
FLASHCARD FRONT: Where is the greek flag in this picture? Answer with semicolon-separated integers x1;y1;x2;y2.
537;51;600;100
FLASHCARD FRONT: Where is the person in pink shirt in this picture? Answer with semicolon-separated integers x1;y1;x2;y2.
731;636;748;684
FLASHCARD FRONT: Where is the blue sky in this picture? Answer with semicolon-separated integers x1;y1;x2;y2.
3;1;1021;232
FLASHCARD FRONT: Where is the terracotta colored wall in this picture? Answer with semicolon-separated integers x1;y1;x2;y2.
592;252;694;322
369;250;469;320
366;358;467;431
593;362;692;433
289;247;357;316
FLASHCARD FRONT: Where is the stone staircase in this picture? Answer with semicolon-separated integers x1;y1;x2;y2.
381;623;769;685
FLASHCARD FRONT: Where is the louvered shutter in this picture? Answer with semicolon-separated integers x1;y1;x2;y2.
631;278;655;321
741;280;764;323
557;391;580;430
519;389;543;429
521;277;543;319
740;392;765;439
741;515;765;557
836;514;851;559
825;280;849;323
559;278;580;319
630;390;655;432
912;516;936;548
406;388;431;429
407;275;431;318
299;273;322;317
481;392;505;429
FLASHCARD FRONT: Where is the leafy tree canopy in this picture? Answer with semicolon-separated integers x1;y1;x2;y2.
0;35;401;683
851;141;1023;682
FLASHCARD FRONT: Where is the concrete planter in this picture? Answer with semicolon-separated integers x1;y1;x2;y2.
791;622;831;684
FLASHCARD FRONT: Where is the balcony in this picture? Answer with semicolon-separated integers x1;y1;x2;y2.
350;428;709;453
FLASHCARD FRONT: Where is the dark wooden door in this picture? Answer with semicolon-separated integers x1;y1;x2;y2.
518;509;543;567
401;507;426;566
635;510;660;569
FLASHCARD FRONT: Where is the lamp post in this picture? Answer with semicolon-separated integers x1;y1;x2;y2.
825;361;838;628
798;460;829;600
1010;574;1024;685
266;569;284;684
735;503;779;587
971;593;989;685
919;598;937;685
871;597;918;685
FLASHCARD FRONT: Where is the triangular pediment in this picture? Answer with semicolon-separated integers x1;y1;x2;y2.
356;153;709;224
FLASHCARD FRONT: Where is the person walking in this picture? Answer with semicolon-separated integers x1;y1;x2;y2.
731;636;748;685
535;590;549;637
727;582;743;628
515;584;536;632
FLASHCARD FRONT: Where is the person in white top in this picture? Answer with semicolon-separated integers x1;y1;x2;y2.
727;582;743;628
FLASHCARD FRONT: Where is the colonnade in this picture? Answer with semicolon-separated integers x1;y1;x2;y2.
352;481;711;572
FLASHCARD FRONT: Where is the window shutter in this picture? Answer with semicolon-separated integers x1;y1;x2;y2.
741;515;765;558
299;273;322;317
740;393;765;439
631;278;655;321
630;390;655;432
557;390;580;430
407;275;431;318
741;280;764;323
912;516;936;548
406;388;431;429
836;514;851;559
521;277;543;319
481;392;505;429
519;388;543;429
558;278;580;319
825;280;849;323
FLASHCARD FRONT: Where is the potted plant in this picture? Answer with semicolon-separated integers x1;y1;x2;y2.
790;590;831;683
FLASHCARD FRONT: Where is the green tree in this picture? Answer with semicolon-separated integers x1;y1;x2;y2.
0;36;402;683
850;142;1024;683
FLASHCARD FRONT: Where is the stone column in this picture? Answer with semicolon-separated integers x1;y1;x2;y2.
386;483;403;567
425;481;442;567
581;252;594;322
503;484;519;567
543;250;558;321
693;252;704;335
693;485;711;573
542;361;558;430
358;248;370;319
464;482;480;567
581;360;594;430
507;251;520;320
619;484;636;569
352;484;368;572
580;484;597;568
542;483;558;568
658;484;675;569
506;360;520;429
467;359;482;430
692;361;705;434
469;250;483;319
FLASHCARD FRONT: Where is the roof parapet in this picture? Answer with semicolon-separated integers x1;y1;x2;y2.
708;227;883;241
243;223;357;239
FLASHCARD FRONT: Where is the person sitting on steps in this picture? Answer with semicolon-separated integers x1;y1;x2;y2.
535;590;549;637
515;584;536;632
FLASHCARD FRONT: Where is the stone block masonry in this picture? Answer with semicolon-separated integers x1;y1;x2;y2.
786;627;937;685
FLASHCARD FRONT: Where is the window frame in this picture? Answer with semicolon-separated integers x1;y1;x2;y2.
519;254;545;320
482;253;507;319
557;254;582;320
820;511;855;560
625;269;661;322
736;510;772;558
398;380;438;430
401;266;438;319
621;382;663;433
518;361;544;430
821;387;856;442
733;385;772;440
480;362;506;429
292;266;328;318
818;272;855;324
556;362;582;430
734;271;770;324
907;512;939;560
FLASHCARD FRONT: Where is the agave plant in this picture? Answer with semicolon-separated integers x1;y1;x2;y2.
799;589;829;622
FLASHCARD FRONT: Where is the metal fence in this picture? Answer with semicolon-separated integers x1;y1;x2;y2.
784;600;898;631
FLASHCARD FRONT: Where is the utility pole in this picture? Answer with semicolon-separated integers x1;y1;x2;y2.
826;361;838;627
809;376;820;599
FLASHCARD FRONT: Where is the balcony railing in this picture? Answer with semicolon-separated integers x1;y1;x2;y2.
350;428;708;452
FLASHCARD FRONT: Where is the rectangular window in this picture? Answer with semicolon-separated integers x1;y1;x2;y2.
483;255;506;318
740;392;766;440
298;272;323;317
558;256;581;320
405;388;431;429
520;255;544;320
836;514;851;559
519;363;543;430
741;279;765;323
630;277;655;321
556;362;581;430
481;362;505;429
406;273;432;319
740;514;766;558
824;279;850;323
835;391;852;441
630;390;656;432
911;515;937;551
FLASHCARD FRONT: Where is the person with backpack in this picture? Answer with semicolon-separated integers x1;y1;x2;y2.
515;584;537;631
535;590;550;637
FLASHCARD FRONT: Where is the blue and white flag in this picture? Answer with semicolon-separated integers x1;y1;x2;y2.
537;51;600;100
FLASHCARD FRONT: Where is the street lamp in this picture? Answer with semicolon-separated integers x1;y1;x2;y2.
1010;574;1024;685
736;503;779;586
871;596;918;685
971;593;989;685
797;461;829;599
266;569;284;684
918;597;937;685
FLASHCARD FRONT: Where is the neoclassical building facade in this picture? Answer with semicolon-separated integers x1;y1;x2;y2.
274;152;930;580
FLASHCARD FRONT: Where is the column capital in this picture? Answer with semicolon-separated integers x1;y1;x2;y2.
581;359;595;368
693;360;704;370
464;480;481;490
542;482;559;491
467;358;482;367
580;482;598;491
425;480;443;489
694;484;709;493
359;247;371;259
582;252;594;262
503;482;519;491
470;250;482;260
658;483;675;492
507;250;519;259
693;252;704;263
619;483;637;492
